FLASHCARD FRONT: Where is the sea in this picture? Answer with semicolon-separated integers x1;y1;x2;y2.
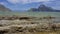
0;11;60;17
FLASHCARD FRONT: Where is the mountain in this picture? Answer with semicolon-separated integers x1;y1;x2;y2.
28;4;60;12
0;4;11;11
38;4;53;11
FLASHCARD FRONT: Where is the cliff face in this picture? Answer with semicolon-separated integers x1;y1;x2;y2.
0;4;11;11
28;4;60;12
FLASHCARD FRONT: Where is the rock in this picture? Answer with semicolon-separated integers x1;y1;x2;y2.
0;27;10;34
9;26;25;33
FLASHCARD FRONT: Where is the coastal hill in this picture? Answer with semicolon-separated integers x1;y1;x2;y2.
28;4;60;12
0;4;11;11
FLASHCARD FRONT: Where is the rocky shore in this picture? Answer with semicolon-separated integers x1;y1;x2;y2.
0;16;60;34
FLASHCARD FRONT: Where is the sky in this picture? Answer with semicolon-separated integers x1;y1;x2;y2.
0;0;60;11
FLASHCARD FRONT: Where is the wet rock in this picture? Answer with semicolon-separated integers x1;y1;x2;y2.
0;27;10;34
9;26;25;33
19;17;31;20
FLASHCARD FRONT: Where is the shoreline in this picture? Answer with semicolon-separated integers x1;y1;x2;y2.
0;16;60;34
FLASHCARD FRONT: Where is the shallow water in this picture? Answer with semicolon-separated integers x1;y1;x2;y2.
0;11;60;17
0;11;60;23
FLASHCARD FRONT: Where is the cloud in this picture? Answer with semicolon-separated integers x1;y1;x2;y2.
0;2;4;5
7;0;53;4
7;0;20;4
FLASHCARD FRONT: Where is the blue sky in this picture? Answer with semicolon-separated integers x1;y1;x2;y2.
0;0;60;10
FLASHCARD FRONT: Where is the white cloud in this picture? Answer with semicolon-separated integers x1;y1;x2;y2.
0;2;4;5
7;0;52;4
7;0;20;4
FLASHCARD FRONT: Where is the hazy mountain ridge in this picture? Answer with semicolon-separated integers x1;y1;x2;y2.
0;4;11;11
0;4;60;12
28;4;60;12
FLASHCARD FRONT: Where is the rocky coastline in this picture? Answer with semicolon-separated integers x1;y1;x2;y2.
0;16;60;34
